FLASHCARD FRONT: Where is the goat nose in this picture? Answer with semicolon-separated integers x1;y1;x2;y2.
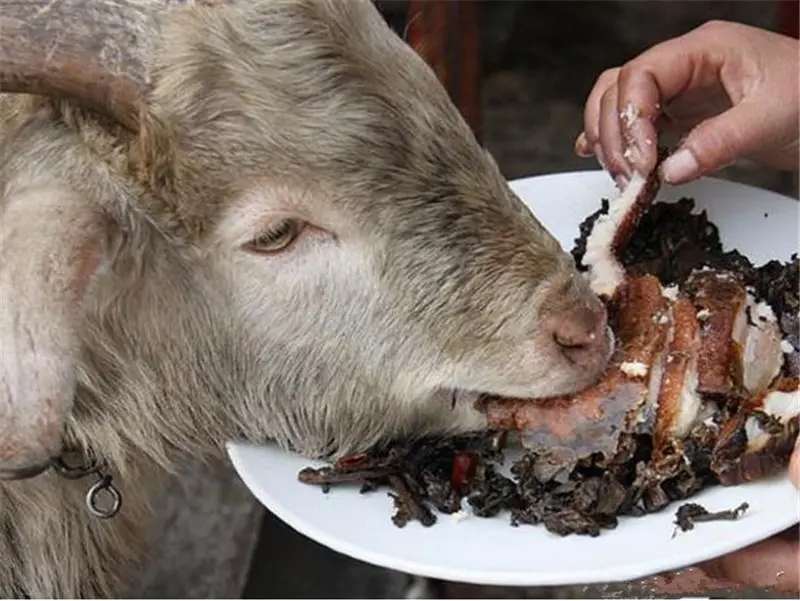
548;305;611;367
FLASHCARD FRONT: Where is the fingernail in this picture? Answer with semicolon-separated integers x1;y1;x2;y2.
662;148;700;184
615;175;629;189
575;133;592;157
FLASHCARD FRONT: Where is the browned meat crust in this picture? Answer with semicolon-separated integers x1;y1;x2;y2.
684;270;748;397
652;297;700;451
299;178;799;536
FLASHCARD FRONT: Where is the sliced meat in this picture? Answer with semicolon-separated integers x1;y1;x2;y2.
652;297;704;451
485;275;672;480
737;296;784;394
684;269;784;397
487;371;646;482
711;377;800;485
616;275;674;431
582;167;664;300
684;269;749;397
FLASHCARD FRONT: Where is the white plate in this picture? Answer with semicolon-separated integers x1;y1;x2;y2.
227;171;800;587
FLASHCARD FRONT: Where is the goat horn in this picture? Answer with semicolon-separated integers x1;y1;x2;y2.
0;0;162;132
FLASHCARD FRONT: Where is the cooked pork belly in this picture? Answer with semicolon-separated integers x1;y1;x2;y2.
683;269;784;398
684;269;750;397
582;170;663;300
738;295;784;395
652;297;703;450
711;377;800;485
485;275;672;480
485;271;792;485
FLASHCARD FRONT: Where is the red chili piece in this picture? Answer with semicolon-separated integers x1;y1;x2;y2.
451;452;478;492
335;452;369;470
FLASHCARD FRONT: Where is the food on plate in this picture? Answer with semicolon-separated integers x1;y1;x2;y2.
299;434;507;527
299;175;800;536
672;501;750;536
577;148;667;300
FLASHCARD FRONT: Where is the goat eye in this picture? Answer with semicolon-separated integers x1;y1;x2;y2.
244;219;305;254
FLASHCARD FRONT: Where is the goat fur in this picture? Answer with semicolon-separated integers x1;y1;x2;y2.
0;1;610;596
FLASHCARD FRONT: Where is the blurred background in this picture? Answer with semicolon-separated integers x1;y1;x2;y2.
129;1;799;598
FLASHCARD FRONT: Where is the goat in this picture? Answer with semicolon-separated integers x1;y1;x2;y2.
0;0;613;596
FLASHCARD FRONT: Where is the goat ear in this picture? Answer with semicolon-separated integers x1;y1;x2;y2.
0;185;110;479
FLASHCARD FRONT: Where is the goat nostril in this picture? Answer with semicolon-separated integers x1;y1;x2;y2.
553;331;588;349
553;317;602;348
550;307;609;366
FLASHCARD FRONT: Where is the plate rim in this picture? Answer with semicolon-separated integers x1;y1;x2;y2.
226;170;800;586
227;441;799;587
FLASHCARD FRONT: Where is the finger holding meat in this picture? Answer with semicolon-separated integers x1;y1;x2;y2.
576;21;800;182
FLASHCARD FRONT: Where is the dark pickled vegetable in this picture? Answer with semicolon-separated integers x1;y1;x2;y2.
298;196;798;535
574;197;799;376
672;501;750;536
297;423;720;536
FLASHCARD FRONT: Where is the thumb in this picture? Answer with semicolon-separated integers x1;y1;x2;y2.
789;437;800;488
660;99;777;184
700;529;800;594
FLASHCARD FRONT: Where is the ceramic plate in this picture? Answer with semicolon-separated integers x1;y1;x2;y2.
227;171;800;587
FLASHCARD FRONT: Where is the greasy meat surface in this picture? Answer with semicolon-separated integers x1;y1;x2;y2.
579;163;665;299
300;197;799;536
652;297;701;451
684;270;749;397
486;275;671;482
679;269;784;399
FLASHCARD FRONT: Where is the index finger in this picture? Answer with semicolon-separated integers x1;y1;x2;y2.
616;24;729;173
581;67;620;149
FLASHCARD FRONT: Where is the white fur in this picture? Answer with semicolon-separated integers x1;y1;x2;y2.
0;0;612;595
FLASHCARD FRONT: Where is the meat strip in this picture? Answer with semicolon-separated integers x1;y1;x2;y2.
652;297;704;451
485;275;671;479
581;160;665;300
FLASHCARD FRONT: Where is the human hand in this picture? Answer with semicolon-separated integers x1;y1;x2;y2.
575;20;800;188
696;440;800;594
